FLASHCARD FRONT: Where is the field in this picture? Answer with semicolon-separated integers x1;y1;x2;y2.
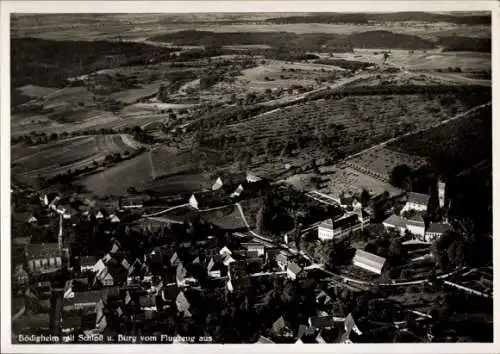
216;59;345;93
346;148;428;181
325;49;491;72
388;104;492;175
109;81;164;104
80;152;153;197
16;85;59;98
150;146;199;180
202;93;480;161
11;134;142;181
317;164;403;198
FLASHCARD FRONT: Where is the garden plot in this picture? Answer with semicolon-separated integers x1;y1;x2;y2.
347;147;428;180
318;165;403;198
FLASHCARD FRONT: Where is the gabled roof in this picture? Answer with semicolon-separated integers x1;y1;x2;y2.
407;192;430;205
257;335;274;344
427;223;452;234
176;263;187;283
353;249;386;272
287;262;302;275
175;291;191;313
25;243;60;260
383;214;406;228
271;316;287;334
297;324;316;340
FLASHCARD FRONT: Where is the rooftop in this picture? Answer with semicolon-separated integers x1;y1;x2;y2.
353;249;386;270
382;214;406;228
427;223;453;234
407;192;430;205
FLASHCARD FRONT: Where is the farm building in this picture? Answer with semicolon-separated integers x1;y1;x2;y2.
425;222;452;243
401;192;430;213
25;243;62;274
352;249;387;275
382;214;407;235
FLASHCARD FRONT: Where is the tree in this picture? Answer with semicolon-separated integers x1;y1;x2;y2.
389;164;413;190
255;206;266;235
383;52;390;63
360;189;371;206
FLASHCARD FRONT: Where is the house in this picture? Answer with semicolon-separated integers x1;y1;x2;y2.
63;278;89;298
207;256;226;278
176;263;188;286
229;260;248;280
316;291;332;305
95;266;114;287
402;192;430;213
175;291;192;318
219;246;232;257
109;214;120;223
256;336;274;344
352;249;387;275
80;256;97;272
286;262;303;280
25;243;62;274
276;251;289;271
212;177;224;191
382;214;407;235
265;248;281;265
170;252;180;267
241;243;265;257
139;294;157;311
308;315;344;330
344;313;363;337
246;171;262;183
12;264;29;291
230;184;244;198
63;288;118;312
405;214;426;238
425;223;452;243
270;316;293;337
227;276;252;293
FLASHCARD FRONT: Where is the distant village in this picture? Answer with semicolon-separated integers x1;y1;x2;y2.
11;168;492;344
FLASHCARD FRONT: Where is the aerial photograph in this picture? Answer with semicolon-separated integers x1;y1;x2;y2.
10;11;492;344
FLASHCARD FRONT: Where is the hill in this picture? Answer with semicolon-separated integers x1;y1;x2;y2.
11;38;178;89
437;36;491;53
149;30;439;52
349;30;436;50
265;12;491;26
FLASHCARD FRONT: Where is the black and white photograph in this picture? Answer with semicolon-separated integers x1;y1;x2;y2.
1;1;497;352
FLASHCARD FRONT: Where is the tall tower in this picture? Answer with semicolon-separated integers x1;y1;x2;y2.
438;181;446;208
58;213;63;251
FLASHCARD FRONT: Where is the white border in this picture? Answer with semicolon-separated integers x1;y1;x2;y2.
1;1;499;354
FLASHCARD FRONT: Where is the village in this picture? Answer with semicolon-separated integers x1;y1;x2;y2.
11;166;493;344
